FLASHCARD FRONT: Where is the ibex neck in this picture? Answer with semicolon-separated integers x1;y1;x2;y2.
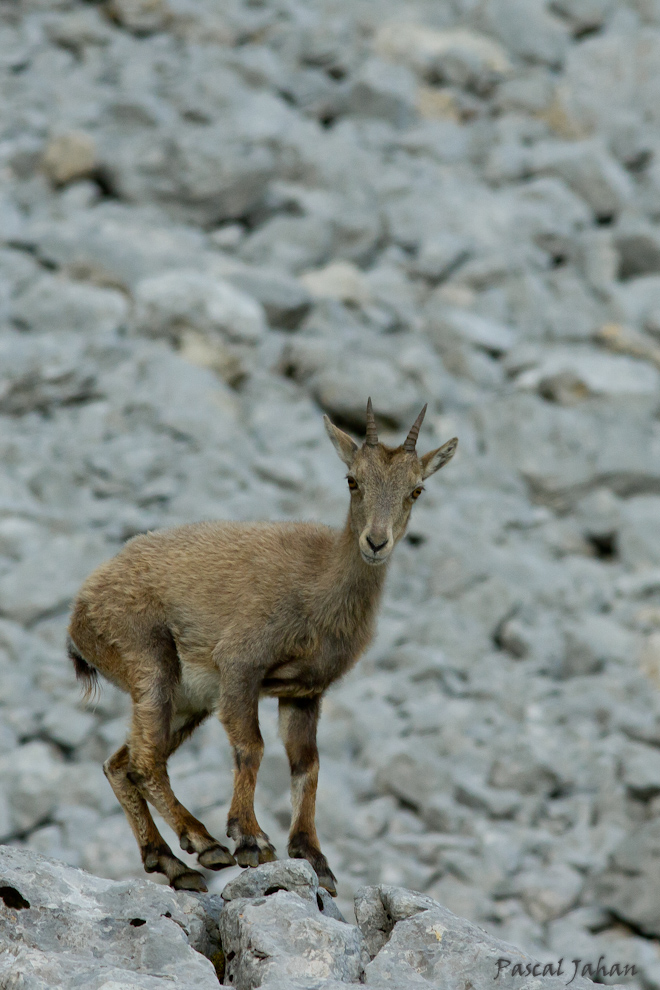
323;515;388;619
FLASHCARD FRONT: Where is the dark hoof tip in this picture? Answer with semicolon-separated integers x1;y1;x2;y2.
258;846;278;864
235;844;260;868
172;870;208;893
198;845;237;870
318;874;338;897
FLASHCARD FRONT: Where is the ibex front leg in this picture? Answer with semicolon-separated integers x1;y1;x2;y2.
279;695;338;896
217;677;277;867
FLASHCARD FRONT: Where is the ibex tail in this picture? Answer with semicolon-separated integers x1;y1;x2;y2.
67;635;100;703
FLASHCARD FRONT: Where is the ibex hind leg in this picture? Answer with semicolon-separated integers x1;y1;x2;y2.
104;744;208;892
127;703;237;877
124;634;236;881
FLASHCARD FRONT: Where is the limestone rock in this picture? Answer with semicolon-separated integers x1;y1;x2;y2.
219;888;369;989
596;820;660;936
476;0;570;67
621;741;660;799
42;132;96;186
528;139;633;218
226;267;312;329
375;24;513;93
12;274;128;337
619;496;660;568
221;858;319;904
344;57;418;127
513;347;660;399
107;0;171;33
615;222;660;280
0;845;222;989
300;260;371;305
133;269;267;344
355;884;601;989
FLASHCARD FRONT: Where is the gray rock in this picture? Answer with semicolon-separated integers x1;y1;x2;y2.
0;530;107;624
100;124;277;227
26;205;209;290
615;222;660;280
513;347;660;399
374;743;452;808
618;496;660;567
317;887;347;923
0;845;221;989
560;26;660;151
574;228;619;292
528;139;633;218
219;889;369;989
564;613;638;676
12;274;128;337
239;214;334;272
494;69;556;115
309;356;422;430
512;864;584;923
41;702;96;749
409;234;472;282
300;260;371;306
621;741;660;799
222;858;319;904
0;331;99;417
428;306;517;354
596;820;660;936
355;884;601;989
0;742;65;837
476;0;570;67
42;131;97;187
132;269;267;345
475;393;660;510
226;267;312;329
455;774;523;818
550;0;616;33
344;58;417;128
374;23;513;95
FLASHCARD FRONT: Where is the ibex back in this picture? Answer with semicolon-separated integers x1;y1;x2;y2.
67;399;458;895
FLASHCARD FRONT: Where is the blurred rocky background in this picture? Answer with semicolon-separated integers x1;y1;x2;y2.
1;0;660;982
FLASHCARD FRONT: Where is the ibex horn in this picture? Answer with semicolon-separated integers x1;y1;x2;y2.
403;404;427;452
365;397;379;446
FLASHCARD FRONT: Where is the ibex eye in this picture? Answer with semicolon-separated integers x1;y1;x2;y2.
411;486;424;500
347;477;358;490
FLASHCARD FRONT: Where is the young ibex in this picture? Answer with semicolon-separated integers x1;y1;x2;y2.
67;399;457;895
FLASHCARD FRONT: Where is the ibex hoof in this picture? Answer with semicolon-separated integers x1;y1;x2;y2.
317;870;338;897
288;838;338;896
235;842;261;868
172;869;208;893
198;844;237;870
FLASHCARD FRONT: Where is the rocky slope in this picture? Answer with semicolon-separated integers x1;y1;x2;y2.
0;848;616;989
1;0;660;985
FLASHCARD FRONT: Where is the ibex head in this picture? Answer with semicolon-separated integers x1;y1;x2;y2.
324;398;458;565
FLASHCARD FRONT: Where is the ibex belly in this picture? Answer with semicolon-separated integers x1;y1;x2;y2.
175;662;223;715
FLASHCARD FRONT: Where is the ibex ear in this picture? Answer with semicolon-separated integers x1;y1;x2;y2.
324;415;359;467
420;437;458;479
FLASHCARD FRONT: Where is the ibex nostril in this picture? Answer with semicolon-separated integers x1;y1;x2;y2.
366;536;387;553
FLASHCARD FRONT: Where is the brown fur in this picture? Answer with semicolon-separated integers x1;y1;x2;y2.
68;402;457;894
